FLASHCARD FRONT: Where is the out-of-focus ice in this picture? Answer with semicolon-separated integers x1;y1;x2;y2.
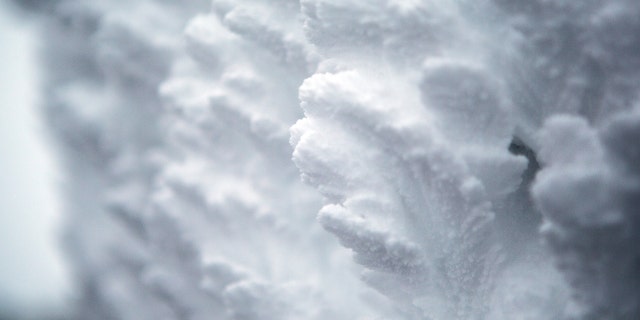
0;4;70;318
15;0;640;319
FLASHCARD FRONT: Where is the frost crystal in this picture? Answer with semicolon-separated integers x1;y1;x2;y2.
16;0;640;319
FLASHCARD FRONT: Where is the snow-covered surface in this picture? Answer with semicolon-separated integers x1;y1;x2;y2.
11;0;640;319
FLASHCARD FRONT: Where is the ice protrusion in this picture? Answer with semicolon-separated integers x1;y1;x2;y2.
533;111;640;319
291;65;521;318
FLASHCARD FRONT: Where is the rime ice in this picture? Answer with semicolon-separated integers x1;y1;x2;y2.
17;0;640;319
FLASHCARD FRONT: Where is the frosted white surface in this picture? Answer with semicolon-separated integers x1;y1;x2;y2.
14;0;640;319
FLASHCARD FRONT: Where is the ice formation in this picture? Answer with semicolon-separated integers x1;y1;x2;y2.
16;0;640;319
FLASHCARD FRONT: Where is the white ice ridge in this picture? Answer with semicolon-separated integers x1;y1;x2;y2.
16;0;640;319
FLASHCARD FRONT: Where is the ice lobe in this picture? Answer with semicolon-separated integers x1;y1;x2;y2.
533;112;640;319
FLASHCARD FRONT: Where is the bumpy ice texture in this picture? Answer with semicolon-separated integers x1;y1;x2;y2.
17;0;640;319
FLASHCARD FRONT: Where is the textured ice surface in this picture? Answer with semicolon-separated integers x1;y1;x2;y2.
16;0;640;319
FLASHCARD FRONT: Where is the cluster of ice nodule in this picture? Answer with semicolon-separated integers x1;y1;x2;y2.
19;0;640;319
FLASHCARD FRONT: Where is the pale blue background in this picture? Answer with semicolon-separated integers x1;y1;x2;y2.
0;2;70;318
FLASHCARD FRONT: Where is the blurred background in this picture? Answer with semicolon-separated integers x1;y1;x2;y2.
0;2;72;319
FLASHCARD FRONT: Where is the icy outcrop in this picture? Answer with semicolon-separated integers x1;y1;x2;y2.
533;112;640;319
291;1;558;318
147;2;378;319
292;0;640;318
26;1;376;319
16;0;640;319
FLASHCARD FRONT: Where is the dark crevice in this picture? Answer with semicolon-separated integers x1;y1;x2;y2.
508;136;540;188
494;137;543;256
